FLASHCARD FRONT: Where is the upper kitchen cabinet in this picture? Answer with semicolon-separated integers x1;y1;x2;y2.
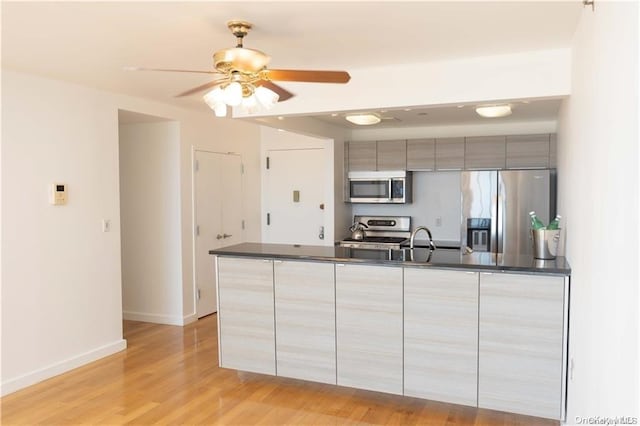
406;138;435;171
347;141;377;171
377;140;407;170
435;137;465;170
465;136;506;169
506;134;550;169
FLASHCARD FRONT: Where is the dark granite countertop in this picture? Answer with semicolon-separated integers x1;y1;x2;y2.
209;243;571;275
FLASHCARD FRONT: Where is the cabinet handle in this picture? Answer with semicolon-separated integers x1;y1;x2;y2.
336;263;345;267
481;272;494;275
262;259;271;263
223;233;232;239
466;271;476;275
273;260;283;264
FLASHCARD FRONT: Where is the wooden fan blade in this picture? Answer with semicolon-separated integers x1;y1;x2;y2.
264;69;351;84
175;80;225;98
124;66;219;75
255;80;295;102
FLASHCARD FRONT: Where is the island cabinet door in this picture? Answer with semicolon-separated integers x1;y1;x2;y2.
274;260;336;384
217;257;275;375
403;268;479;406
335;264;403;395
479;272;566;420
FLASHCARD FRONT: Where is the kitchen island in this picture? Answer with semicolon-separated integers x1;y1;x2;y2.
209;243;570;421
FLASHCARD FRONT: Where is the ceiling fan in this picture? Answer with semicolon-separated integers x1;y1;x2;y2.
127;20;351;113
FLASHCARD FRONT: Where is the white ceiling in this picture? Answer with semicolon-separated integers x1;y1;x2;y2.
2;1;581;128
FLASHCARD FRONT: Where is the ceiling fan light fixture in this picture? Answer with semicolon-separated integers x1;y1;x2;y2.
475;104;512;118
255;86;280;109
223;82;243;106
213;102;227;117
241;93;259;113
345;113;381;126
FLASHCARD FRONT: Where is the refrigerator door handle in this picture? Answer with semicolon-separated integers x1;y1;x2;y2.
496;194;504;254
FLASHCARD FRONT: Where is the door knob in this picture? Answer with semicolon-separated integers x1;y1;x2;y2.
216;234;223;240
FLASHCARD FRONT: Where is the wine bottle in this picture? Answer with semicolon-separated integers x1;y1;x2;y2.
547;215;562;230
529;211;546;230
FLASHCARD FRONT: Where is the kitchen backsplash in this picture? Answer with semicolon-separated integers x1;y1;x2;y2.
351;171;462;243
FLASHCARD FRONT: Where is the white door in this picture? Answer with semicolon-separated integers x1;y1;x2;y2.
194;151;243;318
264;149;326;245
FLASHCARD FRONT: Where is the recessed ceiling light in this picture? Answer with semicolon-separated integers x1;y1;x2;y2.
475;105;512;118
345;113;381;126
277;116;284;120
457;105;465;108
331;113;339;117
404;108;412;112
277;128;284;132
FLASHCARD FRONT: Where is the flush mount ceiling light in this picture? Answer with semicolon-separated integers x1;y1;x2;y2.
475;105;512;118
345;113;381;126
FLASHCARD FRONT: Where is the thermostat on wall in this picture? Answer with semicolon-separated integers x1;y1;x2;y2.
49;183;67;205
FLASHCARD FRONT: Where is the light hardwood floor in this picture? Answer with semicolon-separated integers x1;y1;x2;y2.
1;315;558;425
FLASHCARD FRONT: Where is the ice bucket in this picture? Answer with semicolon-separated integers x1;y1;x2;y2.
532;229;561;259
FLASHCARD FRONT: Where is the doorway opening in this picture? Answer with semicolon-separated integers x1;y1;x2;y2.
118;109;183;325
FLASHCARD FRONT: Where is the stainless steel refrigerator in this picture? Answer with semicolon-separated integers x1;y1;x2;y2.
461;170;556;256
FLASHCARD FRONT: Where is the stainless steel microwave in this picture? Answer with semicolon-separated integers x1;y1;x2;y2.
347;171;412;203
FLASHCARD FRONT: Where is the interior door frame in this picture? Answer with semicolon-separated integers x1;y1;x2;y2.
191;148;244;319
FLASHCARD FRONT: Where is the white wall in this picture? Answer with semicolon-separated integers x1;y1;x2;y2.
119;121;183;325
556;2;638;420
1;70;262;395
351;172;461;244
1;71;126;395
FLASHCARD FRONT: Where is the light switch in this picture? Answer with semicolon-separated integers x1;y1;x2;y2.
102;219;111;232
293;190;300;202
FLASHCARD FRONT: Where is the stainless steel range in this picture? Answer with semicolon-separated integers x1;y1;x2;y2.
339;215;411;249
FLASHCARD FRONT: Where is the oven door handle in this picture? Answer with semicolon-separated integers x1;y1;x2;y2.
388;179;393;200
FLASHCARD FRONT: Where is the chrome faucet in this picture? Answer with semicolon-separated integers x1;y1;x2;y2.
410;226;437;251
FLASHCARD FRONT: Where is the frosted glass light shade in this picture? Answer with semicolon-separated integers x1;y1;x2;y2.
213;103;227;117
475;105;512;118
223;82;243;106
345;114;381;125
241;94;258;113
255;86;279;109
203;87;223;109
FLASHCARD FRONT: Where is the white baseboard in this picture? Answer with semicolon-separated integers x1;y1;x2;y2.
1;339;127;396
183;312;198;325
123;310;185;326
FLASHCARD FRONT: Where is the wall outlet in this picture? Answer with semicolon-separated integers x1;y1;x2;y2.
435;216;442;227
102;219;111;233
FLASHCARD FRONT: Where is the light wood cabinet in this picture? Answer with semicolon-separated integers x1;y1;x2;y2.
335;264;403;395
506;134;550;169
376;140;407;170
347;141;377;171
435;137;465;170
407;138;435;171
465;136;506;169
274;260;336;384
404;268;479;406
478;272;566;420
217;257;275;375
